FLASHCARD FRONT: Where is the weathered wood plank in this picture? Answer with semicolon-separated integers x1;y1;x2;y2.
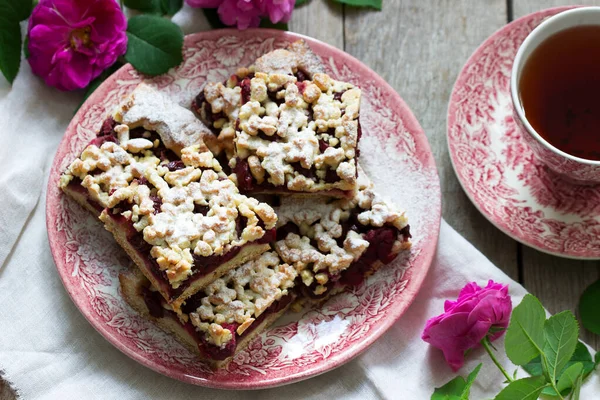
513;0;600;18
513;0;600;348
344;0;519;279
289;1;344;49
0;379;16;400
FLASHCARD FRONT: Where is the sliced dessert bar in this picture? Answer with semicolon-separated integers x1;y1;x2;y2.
231;71;362;197
192;39;326;163
119;251;297;368
60;84;277;311
272;170;411;300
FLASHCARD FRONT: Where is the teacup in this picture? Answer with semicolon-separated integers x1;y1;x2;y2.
511;7;600;184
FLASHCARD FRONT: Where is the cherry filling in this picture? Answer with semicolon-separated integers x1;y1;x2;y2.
143;285;294;360
110;210;276;299
142;286;165;318
197;293;293;360
257;130;278;142
95;117;179;163
166;160;185;171
66;178;104;212
318;139;329;153
233;157;255;191
140;285;203;347
233;157;350;196
240;77;252;104
278;215;412;295
295;70;309;82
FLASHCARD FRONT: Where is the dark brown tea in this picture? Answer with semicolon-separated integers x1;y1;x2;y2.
519;25;600;161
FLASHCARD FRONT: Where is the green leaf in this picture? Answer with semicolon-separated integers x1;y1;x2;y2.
556;362;583;394
23;33;29;59
494;376;548;400
124;0;160;13
0;0;33;21
524;341;595;379
125;15;183;76
0;15;22;84
260;19;289;30
543;311;579;384
296;0;309;5
330;0;382;11
595;351;599;367
570;373;583;400
579;279;600;335
431;376;466;400
505;294;546;366
564;342;595;378
160;0;182;15
202;8;226;29
522;357;543;377
541;386;559;396
431;364;481;400
462;363;482;398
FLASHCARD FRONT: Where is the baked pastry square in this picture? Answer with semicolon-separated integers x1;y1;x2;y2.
192;39;326;162
60;84;277;311
272;170;410;299
232;71;362;198
120;251;297;368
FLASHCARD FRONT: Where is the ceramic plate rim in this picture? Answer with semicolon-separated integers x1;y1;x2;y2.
47;28;442;389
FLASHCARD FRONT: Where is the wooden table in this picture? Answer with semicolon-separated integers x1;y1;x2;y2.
290;0;600;350
2;1;598;398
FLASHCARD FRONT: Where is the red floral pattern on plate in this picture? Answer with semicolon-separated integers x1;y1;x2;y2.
448;7;600;259
46;29;441;389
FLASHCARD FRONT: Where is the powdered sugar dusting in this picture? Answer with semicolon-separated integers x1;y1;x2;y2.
358;123;440;249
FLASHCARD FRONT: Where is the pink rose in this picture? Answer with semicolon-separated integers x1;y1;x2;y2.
185;0;224;6
258;0;295;23
27;0;127;91
421;280;512;371
185;0;295;29
218;0;262;29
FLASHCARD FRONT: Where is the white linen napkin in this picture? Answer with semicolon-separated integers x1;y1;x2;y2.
0;8;598;400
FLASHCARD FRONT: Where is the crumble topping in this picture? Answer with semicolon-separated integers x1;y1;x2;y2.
113;83;218;156
198;77;244;157
193;40;326;159
188;251;297;347
61;125;277;288
233;72;361;193
273;172;409;295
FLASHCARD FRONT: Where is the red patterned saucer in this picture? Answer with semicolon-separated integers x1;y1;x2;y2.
447;6;600;259
46;29;441;388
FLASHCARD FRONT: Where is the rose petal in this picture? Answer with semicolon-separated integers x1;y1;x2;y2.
27;0;128;91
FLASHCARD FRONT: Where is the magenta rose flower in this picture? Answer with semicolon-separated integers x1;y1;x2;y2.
218;0;262;30
27;0;127;91
186;0;224;6
185;0;295;29
258;0;294;24
422;280;512;371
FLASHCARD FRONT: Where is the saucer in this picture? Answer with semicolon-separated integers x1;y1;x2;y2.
447;6;600;259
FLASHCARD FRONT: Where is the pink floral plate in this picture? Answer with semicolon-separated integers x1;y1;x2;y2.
46;29;441;389
447;6;600;260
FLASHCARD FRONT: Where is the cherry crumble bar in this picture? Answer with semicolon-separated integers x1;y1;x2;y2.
272;170;411;299
120;251;297;367
231;71;362;198
60;84;277;312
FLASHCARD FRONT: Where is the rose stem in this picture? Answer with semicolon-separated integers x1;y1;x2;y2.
481;337;513;383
